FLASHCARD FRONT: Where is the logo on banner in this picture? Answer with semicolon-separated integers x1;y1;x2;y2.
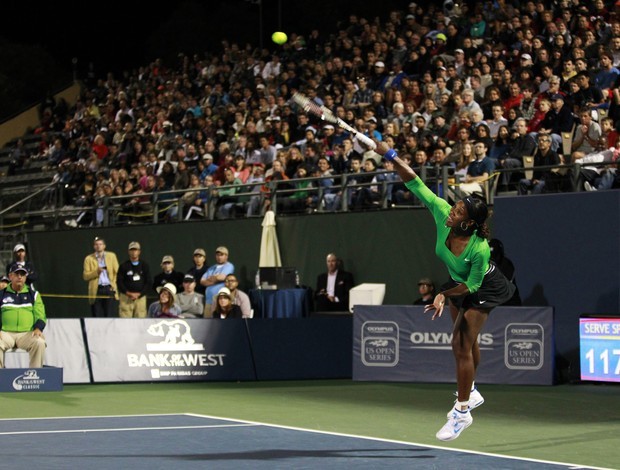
361;321;399;367
12;369;45;391
505;323;544;370
146;319;204;351
409;332;494;350
127;319;224;379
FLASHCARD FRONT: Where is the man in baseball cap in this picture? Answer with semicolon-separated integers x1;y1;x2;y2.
177;274;204;318
152;255;184;294
188;248;208;296
9;264;28;275
0;262;46;368
117;241;151;318
414;277;436;306
201;246;234;317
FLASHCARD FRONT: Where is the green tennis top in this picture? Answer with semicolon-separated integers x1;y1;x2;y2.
405;178;490;293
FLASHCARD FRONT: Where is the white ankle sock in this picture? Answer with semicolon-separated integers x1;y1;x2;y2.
456;400;469;411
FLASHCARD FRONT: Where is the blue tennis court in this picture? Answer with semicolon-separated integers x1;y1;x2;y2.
0;414;604;469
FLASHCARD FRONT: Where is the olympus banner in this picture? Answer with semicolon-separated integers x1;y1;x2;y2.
84;318;255;382
353;306;554;385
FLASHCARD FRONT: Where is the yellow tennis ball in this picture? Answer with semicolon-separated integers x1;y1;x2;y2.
272;32;287;45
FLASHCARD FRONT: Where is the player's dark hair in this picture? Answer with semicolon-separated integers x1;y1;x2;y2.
463;196;490;239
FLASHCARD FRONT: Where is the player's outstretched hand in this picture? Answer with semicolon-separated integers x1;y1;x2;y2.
424;293;446;320
373;140;389;156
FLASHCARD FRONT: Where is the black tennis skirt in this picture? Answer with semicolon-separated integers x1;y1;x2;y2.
441;263;516;311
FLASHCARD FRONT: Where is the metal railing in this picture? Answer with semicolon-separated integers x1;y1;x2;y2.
0;160;612;230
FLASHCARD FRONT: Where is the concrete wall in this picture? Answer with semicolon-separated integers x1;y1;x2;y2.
0;82;82;148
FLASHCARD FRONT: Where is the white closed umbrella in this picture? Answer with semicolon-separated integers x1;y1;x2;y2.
259;210;282;267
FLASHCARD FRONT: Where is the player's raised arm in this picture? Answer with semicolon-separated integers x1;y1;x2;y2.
373;141;417;182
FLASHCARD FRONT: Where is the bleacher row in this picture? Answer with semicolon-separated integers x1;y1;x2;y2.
0;1;619;233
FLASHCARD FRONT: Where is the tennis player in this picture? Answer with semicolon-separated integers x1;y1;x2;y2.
374;141;515;441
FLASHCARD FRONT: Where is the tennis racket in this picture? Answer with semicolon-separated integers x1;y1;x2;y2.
291;92;377;150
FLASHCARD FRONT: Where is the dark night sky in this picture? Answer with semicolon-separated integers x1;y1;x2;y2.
1;0;402;77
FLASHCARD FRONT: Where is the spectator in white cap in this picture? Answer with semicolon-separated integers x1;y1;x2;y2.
519;53;533;75
293;126;319;155
321;124;336;149
6;243;37;287
200;153;219;177
212;287;243;319
370;61;388;91
148;283;182;318
366;116;383;141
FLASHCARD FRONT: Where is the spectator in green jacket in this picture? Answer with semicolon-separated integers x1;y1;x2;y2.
0;264;46;368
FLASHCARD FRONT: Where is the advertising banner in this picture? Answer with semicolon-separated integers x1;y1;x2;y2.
353;306;554;385
84;318;256;382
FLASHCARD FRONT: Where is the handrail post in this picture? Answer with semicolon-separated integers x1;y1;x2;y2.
152;193;159;224
441;166;451;202
341;176;349;212
177;199;184;222
103;197;110;227
381;179;388;208
572;162;581;191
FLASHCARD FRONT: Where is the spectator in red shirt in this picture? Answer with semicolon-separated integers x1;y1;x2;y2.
92;134;109;161
503;82;523;117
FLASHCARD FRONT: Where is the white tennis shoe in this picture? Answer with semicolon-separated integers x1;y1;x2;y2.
436;408;473;441
468;388;485;410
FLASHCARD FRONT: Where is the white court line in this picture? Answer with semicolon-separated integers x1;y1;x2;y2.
0;423;257;436
185;413;615;470
0;413;188;421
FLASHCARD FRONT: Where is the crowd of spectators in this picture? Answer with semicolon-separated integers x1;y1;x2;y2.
9;0;620;225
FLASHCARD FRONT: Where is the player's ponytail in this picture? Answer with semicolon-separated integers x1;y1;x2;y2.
463;196;489;239
477;222;490;239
